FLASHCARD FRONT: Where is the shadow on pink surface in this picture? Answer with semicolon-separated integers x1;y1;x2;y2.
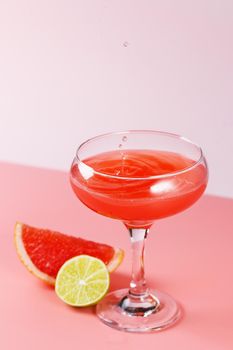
109;271;131;291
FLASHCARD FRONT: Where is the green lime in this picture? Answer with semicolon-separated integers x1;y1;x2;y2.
55;255;110;307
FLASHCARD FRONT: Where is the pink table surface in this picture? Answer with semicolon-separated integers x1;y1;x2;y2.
0;162;233;349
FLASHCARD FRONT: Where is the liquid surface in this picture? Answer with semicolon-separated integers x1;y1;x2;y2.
70;150;207;227
84;149;194;177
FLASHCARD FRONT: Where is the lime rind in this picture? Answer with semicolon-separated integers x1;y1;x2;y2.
55;255;110;307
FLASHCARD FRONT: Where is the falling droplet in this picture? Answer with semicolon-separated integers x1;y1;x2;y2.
119;144;123;148
123;41;129;47
122;136;127;142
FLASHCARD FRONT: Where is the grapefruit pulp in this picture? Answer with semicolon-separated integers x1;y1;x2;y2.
14;222;124;285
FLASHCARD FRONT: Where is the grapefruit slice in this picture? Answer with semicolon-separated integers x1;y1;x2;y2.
14;222;124;285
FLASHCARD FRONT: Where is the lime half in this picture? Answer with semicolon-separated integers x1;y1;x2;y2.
55;255;110;307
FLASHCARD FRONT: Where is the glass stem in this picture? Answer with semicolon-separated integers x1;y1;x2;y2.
128;228;149;297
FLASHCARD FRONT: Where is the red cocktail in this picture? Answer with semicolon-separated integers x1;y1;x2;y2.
70;131;208;332
71;149;207;227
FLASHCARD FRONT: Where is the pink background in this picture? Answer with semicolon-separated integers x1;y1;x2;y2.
0;1;233;197
1;4;232;345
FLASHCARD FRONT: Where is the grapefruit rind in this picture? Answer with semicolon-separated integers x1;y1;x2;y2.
14;222;124;285
107;247;124;273
14;222;55;285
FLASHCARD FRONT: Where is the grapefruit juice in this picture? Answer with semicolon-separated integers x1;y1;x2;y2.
70;149;207;227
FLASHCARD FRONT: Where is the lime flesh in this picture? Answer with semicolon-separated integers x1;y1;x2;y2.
55;255;110;307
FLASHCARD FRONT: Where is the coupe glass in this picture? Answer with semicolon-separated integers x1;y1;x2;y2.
70;130;208;332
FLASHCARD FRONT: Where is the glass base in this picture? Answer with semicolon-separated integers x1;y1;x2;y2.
96;289;181;333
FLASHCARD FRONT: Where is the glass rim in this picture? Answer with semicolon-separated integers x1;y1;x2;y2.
74;130;205;181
